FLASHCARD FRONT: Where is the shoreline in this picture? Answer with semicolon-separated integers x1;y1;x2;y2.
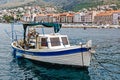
0;23;120;29
62;24;120;29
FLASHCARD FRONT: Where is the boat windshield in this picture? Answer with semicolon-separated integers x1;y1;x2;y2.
50;37;61;46
61;37;69;45
41;38;48;47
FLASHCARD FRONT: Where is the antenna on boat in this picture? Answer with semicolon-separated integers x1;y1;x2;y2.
41;20;45;35
11;22;14;42
42;26;45;35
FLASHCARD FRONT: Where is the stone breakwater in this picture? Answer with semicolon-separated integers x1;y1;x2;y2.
62;23;120;28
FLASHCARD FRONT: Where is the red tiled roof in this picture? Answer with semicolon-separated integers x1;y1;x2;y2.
36;14;46;16
96;10;120;16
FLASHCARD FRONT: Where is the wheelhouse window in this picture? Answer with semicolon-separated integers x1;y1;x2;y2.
61;37;68;45
50;37;60;46
41;38;48;46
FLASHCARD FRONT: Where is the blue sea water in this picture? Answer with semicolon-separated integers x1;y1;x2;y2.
0;23;120;80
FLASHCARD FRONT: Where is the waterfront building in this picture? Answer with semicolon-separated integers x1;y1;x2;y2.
22;14;31;22
73;12;84;23
52;14;59;22
85;11;97;24
94;10;120;25
46;14;54;22
66;13;74;23
73;11;97;24
39;13;58;23
35;14;47;22
59;13;67;23
22;13;36;22
84;12;92;24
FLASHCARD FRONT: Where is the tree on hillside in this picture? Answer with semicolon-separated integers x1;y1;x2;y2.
3;15;14;23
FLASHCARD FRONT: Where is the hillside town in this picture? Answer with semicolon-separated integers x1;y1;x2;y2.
0;5;120;28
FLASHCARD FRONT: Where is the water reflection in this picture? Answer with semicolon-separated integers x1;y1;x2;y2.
1;23;120;80
14;58;91;80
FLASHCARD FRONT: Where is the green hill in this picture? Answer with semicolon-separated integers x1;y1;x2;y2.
61;0;120;11
0;0;120;11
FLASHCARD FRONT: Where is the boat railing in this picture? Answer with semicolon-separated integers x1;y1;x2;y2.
4;29;23;42
16;44;24;49
69;39;87;45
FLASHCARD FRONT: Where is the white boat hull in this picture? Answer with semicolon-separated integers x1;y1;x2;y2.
12;40;93;67
18;51;91;67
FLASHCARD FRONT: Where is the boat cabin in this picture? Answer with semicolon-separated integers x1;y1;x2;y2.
21;22;66;49
28;34;70;49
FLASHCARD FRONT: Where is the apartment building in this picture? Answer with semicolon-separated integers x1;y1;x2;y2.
66;13;74;23
73;11;97;24
59;13;67;23
94;10;120;25
22;14;31;22
73;12;85;23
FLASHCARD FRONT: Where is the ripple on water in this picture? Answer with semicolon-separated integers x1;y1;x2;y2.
0;25;120;80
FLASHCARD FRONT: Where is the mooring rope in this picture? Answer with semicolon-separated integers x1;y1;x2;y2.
92;53;120;74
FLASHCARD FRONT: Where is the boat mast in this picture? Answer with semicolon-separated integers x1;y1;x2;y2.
23;24;28;48
41;26;45;35
11;23;14;42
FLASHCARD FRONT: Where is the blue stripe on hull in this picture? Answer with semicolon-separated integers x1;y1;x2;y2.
12;47;90;56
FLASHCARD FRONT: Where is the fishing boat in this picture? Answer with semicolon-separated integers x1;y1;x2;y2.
11;22;94;67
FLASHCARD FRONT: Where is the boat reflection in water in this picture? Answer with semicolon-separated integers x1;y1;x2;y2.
15;58;90;80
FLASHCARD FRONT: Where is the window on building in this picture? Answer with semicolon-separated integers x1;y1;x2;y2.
61;37;68;45
50;37;60;46
41;38;48;46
